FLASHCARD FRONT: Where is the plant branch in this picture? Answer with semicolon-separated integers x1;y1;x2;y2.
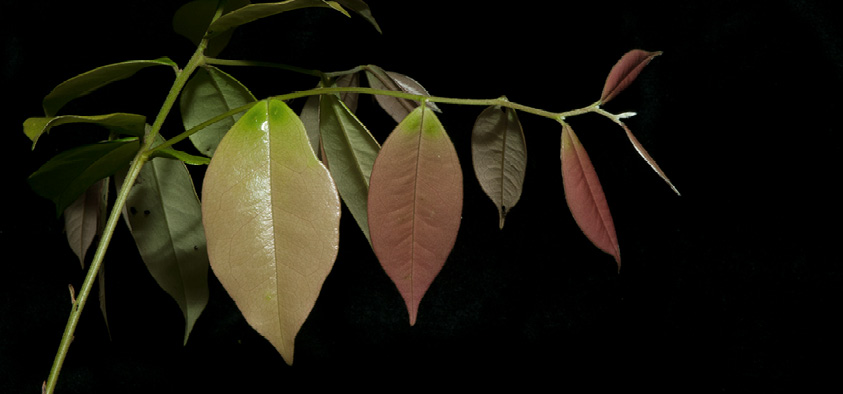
205;57;323;77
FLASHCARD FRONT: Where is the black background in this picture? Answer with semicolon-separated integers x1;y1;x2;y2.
2;0;841;392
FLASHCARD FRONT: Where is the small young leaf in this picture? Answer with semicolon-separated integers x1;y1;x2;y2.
116;157;210;345
319;94;380;243
28;138;140;217
42;58;177;116
173;0;251;57
364;65;440;123
207;0;348;35
63;179;106;268
23;113;146;148
180;65;257;157
202;99;341;365
619;122;680;195
600;49;662;105
560;125;620;268
471;105;527;229
367;105;463;325
333;0;381;33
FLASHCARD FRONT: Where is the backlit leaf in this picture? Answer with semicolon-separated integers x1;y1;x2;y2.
180;65;257;156
117;156;210;344
319;94;380;243
364;65;440;123
63;179;107;268
560;125;620;268
367;105;463;325
471;105;527;229
28;138;140;217
23;113;146;149
207;0;348;35
202;99;341;365
619;122;680;195
42;58;177;117
173;0;251;57
600;49;662;105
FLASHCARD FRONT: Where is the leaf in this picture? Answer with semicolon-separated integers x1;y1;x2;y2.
600;49;662;105
335;72;361;113
367;105;463;325
42;58;177;117
28;138;140;217
364;65;440;123
180;65;257;156
23;113;146;149
471;105;527;229
173;0;251;57
207;0;348;35
619;122;681;195
116;156;210;345
319;94;380;243
299;93;323;155
63;179;107;268
333;0;381;33
202;99;341;365
560;125;620;268
150;148;211;166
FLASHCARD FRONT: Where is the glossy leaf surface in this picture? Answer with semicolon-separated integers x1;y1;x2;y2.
471;105;527;228
207;0;347;35
24;113;146;148
63;179;106;268
619;122;680;195
173;0;250;57
180;65;256;156
561;125;620;267
119;157;209;344
367;106;463;325
202;99;340;365
365;65;440;123
600;49;662;104
29;138;140;216
42;58;177;116
319;94;380;243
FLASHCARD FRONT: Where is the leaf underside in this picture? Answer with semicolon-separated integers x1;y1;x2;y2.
367;105;463;325
64;179;107;269
202;99;341;365
600;49;662;104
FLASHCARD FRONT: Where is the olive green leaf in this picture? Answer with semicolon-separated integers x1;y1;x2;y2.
173;0;251;57
207;0;349;35
23;113;146;149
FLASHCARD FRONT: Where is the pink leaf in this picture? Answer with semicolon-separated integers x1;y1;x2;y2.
367;105;463;325
561;125;621;268
600;49;662;104
620;122;680;195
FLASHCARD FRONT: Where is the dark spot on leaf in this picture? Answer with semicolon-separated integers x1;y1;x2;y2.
193;245;199;251
130;207;137;215
144;210;151;216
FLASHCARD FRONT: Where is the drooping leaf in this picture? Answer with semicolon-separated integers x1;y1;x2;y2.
560;125;620;268
173;0;251;57
180;65;257;157
42;58;177;117
600;49;662;105
23;113;146;148
364;65;440;123
471;105;527;229
367;105;463;325
319;94;380;243
150;148;211;165
334;0;381;33
619;122;680;195
28;138;140;217
63;179;107;268
115;156;210;345
207;0;348;35
202;99;341;365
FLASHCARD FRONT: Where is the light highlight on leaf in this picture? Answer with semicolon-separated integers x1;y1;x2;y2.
560;125;620;268
202;99;341;365
600;49;662;105
42;58;177;117
367;105;463;325
619;122;680;195
471;105;527;228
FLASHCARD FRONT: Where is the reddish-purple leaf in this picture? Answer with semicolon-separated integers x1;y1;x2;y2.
561;125;621;268
600;49;662;104
364;65;440;123
620;122;680;195
367;105;463;325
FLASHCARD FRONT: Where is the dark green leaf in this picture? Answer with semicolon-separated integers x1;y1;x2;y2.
334;0;381;33
23;113;146;149
29;138;140;217
207;0;347;35
173;0;251;57
42;58;177;117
